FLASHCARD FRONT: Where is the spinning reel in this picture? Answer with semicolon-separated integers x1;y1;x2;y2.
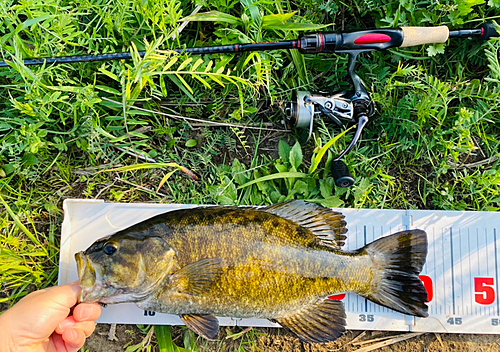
1;22;498;188
285;53;375;188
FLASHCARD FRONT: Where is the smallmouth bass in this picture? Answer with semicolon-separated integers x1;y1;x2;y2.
76;200;428;343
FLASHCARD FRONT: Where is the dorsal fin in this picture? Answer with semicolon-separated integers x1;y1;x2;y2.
263;200;348;249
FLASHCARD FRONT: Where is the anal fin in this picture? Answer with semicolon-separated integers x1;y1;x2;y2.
274;299;346;344
180;314;219;340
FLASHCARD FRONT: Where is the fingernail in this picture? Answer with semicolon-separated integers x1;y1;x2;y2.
58;319;75;331
79;306;90;320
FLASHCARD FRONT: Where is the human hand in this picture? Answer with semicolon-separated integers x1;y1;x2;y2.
0;281;101;352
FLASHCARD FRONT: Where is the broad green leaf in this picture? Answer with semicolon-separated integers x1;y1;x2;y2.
291;180;308;194
192;74;212;89
128;132;150;139
232;159;248;186
155;325;194;352
275;164;288;173
207;74;225;87
44;85;85;93
180;11;243;26
185;139;198;147
317;196;344;208
262;12;296;26
319;178;334;198
289;141;303;171
278;140;291;163
236;172;308;190
426;43;446;57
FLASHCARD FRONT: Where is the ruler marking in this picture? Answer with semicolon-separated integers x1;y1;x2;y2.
486;228;490;276
477;229;481;316
495;228;499;316
450;227;456;315
485;228;489;317
459;228;463;313
441;227;447;314
468;229;473;312
364;226;367;312
432;227;437;314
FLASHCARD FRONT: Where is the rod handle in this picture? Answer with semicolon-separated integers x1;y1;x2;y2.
400;26;449;47
479;23;500;41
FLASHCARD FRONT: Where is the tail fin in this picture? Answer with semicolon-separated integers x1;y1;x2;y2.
362;229;429;317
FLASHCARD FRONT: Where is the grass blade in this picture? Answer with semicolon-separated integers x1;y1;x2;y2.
308;126;354;174
236;172;309;190
0;194;47;255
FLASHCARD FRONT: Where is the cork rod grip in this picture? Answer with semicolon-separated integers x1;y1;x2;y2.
401;26;450;47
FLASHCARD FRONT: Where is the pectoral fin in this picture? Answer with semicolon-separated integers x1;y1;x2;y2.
180;314;219;340
274;299;346;343
171;258;224;295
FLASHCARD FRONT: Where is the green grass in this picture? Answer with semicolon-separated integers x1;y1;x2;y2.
1;0;500;350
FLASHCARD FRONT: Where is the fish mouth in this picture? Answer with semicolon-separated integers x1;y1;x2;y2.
75;251;106;303
75;251;136;304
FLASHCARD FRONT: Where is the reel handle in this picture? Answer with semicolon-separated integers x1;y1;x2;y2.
331;160;355;188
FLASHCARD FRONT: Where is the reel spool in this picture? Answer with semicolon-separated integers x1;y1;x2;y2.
285;89;373;188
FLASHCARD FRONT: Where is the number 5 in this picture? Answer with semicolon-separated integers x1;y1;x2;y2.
474;277;495;305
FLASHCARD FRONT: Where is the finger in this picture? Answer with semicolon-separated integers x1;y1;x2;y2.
73;302;101;322
75;321;96;338
56;318;96;337
50;332;67;352
56;316;77;334
35;280;81;311
62;328;86;352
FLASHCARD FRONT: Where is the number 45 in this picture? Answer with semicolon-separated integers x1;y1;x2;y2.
447;317;462;325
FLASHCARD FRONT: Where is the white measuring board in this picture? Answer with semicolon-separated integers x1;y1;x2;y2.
58;199;500;334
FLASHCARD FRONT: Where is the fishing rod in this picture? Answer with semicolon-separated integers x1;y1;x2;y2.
1;23;498;187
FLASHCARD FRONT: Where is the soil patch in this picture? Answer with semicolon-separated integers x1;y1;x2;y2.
84;325;500;352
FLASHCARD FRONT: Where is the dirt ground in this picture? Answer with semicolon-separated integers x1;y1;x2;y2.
84;324;500;351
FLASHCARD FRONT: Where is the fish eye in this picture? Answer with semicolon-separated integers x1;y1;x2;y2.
103;242;118;255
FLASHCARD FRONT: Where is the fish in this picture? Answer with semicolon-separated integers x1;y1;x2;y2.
75;200;428;343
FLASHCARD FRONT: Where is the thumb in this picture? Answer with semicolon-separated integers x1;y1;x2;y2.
44;281;81;309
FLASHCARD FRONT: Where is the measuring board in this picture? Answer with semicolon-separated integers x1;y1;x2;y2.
58;199;500;334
